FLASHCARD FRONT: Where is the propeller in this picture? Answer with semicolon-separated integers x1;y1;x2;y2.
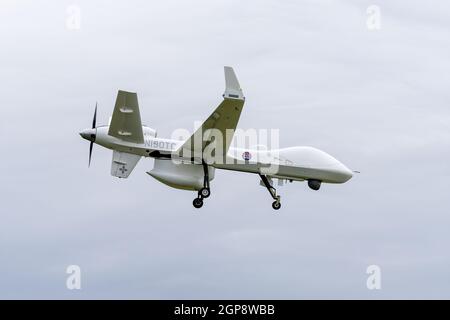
88;103;97;167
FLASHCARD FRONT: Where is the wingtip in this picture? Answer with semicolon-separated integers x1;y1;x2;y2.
223;66;244;99
117;89;137;95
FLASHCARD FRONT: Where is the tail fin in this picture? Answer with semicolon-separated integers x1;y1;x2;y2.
111;151;141;178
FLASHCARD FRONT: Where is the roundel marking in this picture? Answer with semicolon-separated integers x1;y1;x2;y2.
242;151;252;161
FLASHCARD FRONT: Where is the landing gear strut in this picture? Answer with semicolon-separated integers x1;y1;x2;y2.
193;160;211;209
259;174;281;210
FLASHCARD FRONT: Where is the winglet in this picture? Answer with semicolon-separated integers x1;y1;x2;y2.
223;66;244;100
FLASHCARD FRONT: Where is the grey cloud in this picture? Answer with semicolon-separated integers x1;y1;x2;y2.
0;0;449;299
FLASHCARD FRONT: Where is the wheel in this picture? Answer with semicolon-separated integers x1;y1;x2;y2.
199;187;210;198
272;201;281;210
193;198;204;209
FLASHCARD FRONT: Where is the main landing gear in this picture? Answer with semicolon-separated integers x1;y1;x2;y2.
193;161;211;209
259;174;281;210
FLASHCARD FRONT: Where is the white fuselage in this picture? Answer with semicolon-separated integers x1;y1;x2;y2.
92;125;353;184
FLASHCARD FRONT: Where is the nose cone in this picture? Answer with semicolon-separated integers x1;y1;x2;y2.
79;128;96;142
337;162;353;182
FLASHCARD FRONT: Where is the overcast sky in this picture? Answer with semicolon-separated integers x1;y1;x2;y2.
1;0;450;299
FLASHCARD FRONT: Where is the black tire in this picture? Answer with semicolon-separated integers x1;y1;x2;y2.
200;187;210;198
272;201;281;210
193;198;203;209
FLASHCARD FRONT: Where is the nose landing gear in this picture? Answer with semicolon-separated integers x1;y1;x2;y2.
271;200;281;210
259;174;281;210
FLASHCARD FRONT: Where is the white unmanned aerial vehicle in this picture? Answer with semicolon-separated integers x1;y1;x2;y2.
80;67;353;210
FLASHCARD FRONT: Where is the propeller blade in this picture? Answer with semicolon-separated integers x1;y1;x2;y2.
88;141;94;167
87;102;97;167
92;102;97;129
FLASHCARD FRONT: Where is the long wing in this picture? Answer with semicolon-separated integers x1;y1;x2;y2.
108;90;144;143
176;67;245;162
111;151;141;178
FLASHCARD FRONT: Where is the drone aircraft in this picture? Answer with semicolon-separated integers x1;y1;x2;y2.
79;67;353;210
